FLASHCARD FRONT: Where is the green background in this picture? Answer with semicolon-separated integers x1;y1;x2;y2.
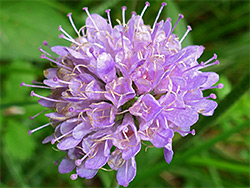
0;0;249;187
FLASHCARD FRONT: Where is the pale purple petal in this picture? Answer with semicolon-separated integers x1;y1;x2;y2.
58;158;75;174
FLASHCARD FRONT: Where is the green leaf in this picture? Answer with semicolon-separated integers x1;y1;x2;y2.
2;60;37;103
187;156;249;174
3;119;36;161
0;1;71;61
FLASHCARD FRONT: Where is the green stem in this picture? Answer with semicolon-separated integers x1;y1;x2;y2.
110;172;119;188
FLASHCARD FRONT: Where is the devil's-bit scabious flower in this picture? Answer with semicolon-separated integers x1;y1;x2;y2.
21;2;223;187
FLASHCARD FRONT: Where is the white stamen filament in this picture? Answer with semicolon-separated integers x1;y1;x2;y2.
122;6;127;27
152;2;167;33
180;25;192;43
20;82;50;89
31;91;68;103
58;25;75;41
41;53;72;71
29;109;49;120
105;9;112;28
28;122;51;135
39;46;55;58
137;2;150;28
67;13;80;37
59;34;80;46
83;7;99;31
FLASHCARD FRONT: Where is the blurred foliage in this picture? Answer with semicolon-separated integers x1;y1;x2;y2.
0;0;249;187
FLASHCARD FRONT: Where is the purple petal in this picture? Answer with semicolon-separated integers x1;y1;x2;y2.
57;136;81;150
164;143;174;164
85;142;109;169
72;121;92;139
51;46;69;56
76;163;98;179
58;158;75;174
117;157;136;187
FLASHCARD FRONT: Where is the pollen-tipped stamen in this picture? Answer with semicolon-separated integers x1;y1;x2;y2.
83;7;99;31
200;60;219;69
31;90;68;103
67;13;80;37
51;130;73;144
28;122;51;135
171;14;184;34
122;6;127;27
70;174;78;180
152;2;167;33
43;41;51;48
58;33;80;46
20;82;50;89
39;46;56;58
137;2;150;28
178;129;195;136
105;9;112;28
40;53;72;71
180;25;192;43
201;83;224;91
29;109;49;120
75;148;94;166
89;47;97;60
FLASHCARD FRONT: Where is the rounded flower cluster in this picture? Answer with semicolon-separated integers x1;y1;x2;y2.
22;2;223;187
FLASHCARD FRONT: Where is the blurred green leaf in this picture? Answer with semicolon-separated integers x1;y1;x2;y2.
0;1;70;61
2;147;29;187
2;60;37;103
3;119;36;160
133;116;249;184
187;156;249;174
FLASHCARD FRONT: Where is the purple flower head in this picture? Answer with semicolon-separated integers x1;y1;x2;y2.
23;2;223;187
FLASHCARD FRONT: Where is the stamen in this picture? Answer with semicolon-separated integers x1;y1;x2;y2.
178;129;195;136
43;41;51;48
51;130;73;144
40;54;71;70
39;46;55;58
122;6;127;27
201;60;219;69
152;2;167;33
204;54;217;65
20;82;50;89
70;174;78;180
58;34;80;46
82;7;99;31
137;2;150;28
29;109;49;120
28;122;51;135
201;83;224;91
31;91;67;103
75;148;94;166
180;25;192;43
67;13;80;37
58;25;75;41
183;63;201;73
89;47;97;60
209;93;217;99
171;14;184;34
105;9;112;28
